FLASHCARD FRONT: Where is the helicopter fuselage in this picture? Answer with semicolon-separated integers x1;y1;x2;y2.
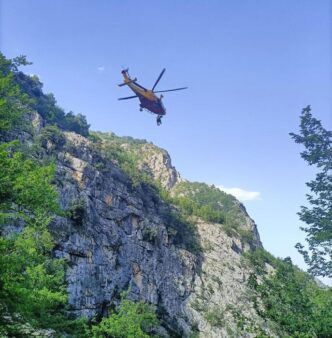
121;71;166;115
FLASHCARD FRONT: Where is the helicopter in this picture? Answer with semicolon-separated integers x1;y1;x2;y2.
118;68;187;125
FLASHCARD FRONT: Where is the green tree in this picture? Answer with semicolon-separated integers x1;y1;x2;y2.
60;111;90;137
290;105;332;278
0;53;30;132
247;250;332;337
0;142;59;220
0;142;69;334
91;296;158;338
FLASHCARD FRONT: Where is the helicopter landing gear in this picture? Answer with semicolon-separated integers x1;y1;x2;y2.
157;115;162;126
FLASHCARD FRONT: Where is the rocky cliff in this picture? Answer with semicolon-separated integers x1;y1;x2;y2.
1;110;275;337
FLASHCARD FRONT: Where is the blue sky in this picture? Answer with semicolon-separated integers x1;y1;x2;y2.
1;0;331;283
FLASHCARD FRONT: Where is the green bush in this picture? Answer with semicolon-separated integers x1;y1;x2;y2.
98;138;153;187
246;250;332;337
203;307;225;328
142;226;159;242
0;142;71;333
39;125;66;150
172;195;225;224
68;198;87;226
161;208;202;254
91;297;158;338
172;182;255;244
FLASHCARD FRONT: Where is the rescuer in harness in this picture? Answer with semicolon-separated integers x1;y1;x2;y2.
157;115;162;126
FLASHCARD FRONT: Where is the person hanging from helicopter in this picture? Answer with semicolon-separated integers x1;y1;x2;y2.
157;115;162;126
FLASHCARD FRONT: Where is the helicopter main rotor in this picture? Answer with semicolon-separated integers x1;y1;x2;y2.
118;68;188;101
151;68;188;94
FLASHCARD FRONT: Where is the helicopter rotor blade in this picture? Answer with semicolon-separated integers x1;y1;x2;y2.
118;95;138;100
133;81;148;91
153;87;188;93
152;68;166;91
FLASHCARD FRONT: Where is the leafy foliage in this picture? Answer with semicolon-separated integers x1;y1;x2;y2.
91;296;158;338
173;182;238;215
16;72;90;136
0;215;67;330
161;206;202;254
172;182;255;242
0;52;90;137
290;105;332;277
246;249;332;337
203;307;225;328
0;53;30;133
0;142;59;219
0;142;74;334
68;198;87;226
38;125;66;151
0;53;91;336
91;131;153;187
171;195;225;224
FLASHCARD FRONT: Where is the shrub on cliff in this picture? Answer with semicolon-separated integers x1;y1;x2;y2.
91;297;158;338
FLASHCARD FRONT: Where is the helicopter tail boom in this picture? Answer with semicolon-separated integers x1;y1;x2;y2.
118;78;137;87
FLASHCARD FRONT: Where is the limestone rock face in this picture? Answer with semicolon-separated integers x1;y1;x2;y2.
97;133;184;190
135;143;184;189
48;132;266;336
186;221;267;337
5;119;269;336
52;132;198;334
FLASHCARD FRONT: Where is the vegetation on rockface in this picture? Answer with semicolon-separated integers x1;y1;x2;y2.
159;203;202;254
172;182;244;224
38;125;67;151
17;71;90;136
91;294;159;338
0;52;90;137
0;142;74;336
67;198;87;226
246;248;332;337
0;54;159;337
0;54;83;336
172;182;254;242
170;194;225;224
0;54;30;133
89;132;256;252
90;132;203;253
290;105;332;278
91;132;245;226
90;131;154;186
0;158;157;337
92;132;234;252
